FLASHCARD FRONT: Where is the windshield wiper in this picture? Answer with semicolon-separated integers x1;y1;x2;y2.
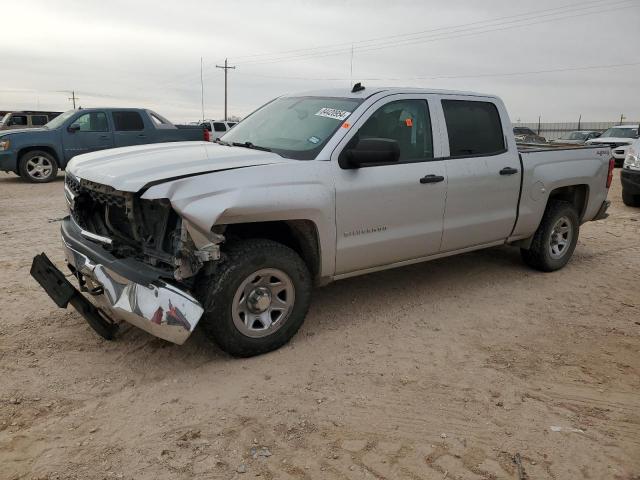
214;138;231;146
232;141;271;152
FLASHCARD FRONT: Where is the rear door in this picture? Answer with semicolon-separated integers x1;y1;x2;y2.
333;95;448;274
112;111;149;146
437;97;521;251
62;111;114;160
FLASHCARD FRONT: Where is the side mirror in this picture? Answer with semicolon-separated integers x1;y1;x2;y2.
341;138;400;168
67;124;80;133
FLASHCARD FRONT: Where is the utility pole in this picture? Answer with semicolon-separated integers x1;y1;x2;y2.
200;57;205;122
619;113;626;125
68;90;78;109
577;114;581;130
216;58;236;121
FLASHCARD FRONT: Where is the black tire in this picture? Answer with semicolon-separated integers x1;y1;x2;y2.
520;200;579;272
196;238;312;357
18;150;59;183
622;190;640;207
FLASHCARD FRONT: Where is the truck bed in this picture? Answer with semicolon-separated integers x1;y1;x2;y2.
511;144;611;240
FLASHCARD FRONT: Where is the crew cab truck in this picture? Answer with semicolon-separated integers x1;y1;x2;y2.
30;86;613;357
0;108;207;183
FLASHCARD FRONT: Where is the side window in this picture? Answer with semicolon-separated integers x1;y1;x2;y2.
31;115;48;126
72;112;108;132
213;122;227;132
356;99;433;162
113;111;144;131
442;100;505;157
9;115;27;126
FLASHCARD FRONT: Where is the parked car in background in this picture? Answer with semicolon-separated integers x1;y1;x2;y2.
200;120;237;140
586;125;639;167
551;130;601;145
0;111;62;130
31;86;613;357
0;108;208;182
513;127;546;143
621;138;640;207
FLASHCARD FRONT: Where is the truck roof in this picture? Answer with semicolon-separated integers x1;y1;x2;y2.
286;86;498;100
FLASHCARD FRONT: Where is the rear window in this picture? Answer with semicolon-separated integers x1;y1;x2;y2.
213;122;226;132
31;115;48;126
113;111;144;131
442;100;505;157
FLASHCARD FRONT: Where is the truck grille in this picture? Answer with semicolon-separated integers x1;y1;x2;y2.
65;175;179;269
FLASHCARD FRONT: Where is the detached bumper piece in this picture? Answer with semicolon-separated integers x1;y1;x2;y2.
30;218;205;345
30;253;118;340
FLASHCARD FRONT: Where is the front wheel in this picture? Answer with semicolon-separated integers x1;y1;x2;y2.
521;201;579;272
197;239;312;357
18;150;59;183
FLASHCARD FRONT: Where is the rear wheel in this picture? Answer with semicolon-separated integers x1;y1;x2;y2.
197;238;312;357
18;150;58;183
622;190;640;207
521;201;579;272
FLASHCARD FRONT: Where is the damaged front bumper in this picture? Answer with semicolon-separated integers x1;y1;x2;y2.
32;217;204;345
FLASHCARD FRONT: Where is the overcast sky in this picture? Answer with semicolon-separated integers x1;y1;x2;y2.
2;0;639;123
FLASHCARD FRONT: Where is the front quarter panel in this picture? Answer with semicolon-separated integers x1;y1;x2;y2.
142;161;337;278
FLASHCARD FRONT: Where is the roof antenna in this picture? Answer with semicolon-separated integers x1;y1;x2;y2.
351;82;365;93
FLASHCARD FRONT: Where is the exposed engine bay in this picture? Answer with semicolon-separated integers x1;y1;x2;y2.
65;174;221;281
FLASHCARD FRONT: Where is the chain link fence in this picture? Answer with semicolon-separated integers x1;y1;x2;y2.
513;121;639;141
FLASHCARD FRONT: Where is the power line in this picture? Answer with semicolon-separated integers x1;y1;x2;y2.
226;0;611;63
234;0;636;66
235;60;640;83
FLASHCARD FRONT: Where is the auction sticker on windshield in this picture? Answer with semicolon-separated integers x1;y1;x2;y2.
315;108;351;121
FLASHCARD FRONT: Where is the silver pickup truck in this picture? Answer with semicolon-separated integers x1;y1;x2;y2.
31;86;614;357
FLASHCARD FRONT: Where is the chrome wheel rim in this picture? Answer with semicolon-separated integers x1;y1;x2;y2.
549;216;572;259
231;268;295;338
26;156;53;180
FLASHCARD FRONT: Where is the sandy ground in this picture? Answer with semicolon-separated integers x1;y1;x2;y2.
0;170;639;480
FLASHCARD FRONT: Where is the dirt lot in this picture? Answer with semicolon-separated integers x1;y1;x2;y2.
0;170;639;480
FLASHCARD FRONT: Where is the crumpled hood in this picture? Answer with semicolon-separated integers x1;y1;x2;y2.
67;141;291;192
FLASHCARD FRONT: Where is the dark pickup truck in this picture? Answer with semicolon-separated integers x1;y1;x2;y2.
0;108;208;182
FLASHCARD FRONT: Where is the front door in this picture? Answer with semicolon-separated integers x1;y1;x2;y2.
62;111;114;160
333;96;447;275
437;97;521;251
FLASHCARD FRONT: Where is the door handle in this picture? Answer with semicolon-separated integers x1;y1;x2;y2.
99;135;109;139
138;134;146;138
419;174;445;184
500;167;518;175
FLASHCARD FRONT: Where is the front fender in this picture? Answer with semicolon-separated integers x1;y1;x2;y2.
142;161;337;278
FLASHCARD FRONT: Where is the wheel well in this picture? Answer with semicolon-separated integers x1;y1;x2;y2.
222;220;321;279
547;184;588;221
18;146;60;166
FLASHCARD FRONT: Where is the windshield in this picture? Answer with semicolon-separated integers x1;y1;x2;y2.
44;110;76;129
221;96;363;160
600;127;638;138
562;131;587;140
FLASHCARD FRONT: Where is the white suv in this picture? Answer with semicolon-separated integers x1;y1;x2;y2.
200;120;237;140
